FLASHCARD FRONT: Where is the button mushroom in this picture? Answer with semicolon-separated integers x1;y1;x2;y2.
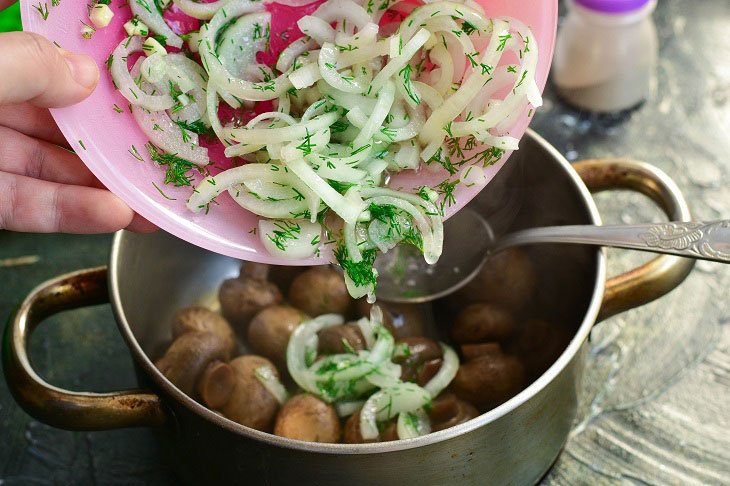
219;263;283;333
512;319;571;380
451;344;525;410
197;360;236;409
393;337;443;386
267;265;307;295
451;303;515;344
317;323;366;354
288;266;353;316
428;392;479;432
203;355;281;432
343;408;398;443
460;342;503;361
454;248;537;310
247;305;310;363
273;394;340;443
154;331;233;397
171;306;237;357
355;300;426;339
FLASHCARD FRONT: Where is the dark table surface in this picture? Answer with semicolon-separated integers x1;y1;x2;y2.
2;0;730;484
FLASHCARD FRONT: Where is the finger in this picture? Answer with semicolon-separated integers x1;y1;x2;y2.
0;171;134;233
126;213;159;233
0;103;70;148
0;1;17;11
0;126;100;187
0;32;99;108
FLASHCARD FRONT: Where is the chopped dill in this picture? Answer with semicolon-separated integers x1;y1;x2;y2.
145;142;202;186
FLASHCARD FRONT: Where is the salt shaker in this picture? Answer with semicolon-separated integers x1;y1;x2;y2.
552;0;658;112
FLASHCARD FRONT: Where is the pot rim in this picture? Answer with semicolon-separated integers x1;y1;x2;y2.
109;129;607;454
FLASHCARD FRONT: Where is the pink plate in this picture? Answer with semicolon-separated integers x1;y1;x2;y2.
20;0;557;265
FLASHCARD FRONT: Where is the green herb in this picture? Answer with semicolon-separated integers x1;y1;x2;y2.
32;2;49;20
152;182;176;200
174;119;214;140
380;127;397;141
266;220;302;251
436;179;458;213
443;121;453;137
128;145;144;162
145;142;203;186
497;33;512;51
295;129;316;155
328;180;356;194
334;244;378;289
398;64;420;105
465;52;479;68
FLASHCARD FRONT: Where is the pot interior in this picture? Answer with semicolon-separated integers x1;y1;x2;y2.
112;130;600;430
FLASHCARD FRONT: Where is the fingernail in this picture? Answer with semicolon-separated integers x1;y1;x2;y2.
62;53;100;89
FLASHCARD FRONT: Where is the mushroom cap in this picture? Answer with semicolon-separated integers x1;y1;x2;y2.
451;350;525;410
428;393;479;432
451;303;515;344
511;319;571;380
155;331;232;397
289;267;353;317
343;408;398;444
220;355;281;432
274;394;340;443
317;324;366;354
393;337;443;385
247;305;309;363
355;300;427;339
454;248;537;310
460;342;503;361
171;306;237;356
219;273;283;332
197;360;236;409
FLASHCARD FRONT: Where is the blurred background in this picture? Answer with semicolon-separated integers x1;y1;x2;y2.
1;1;729;485
0;2;20;31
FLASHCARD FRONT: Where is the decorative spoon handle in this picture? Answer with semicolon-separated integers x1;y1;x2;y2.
494;220;730;263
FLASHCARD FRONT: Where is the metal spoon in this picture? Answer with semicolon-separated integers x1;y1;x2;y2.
374;209;730;303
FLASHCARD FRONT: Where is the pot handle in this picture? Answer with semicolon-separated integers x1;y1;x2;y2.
573;158;696;322
2;266;166;430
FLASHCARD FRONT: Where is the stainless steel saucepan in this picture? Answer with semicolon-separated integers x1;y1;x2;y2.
2;130;695;485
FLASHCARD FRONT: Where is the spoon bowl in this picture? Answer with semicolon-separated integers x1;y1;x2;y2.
376;202;730;304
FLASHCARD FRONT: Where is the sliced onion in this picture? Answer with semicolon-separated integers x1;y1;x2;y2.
130;0;183;48
423;343;459;398
396;408;431;439
286;314;345;393
111;37;174;111
335;400;365;417
226;112;338;144
187;163;297;212
360;383;431;440
282;157;365;225
131;105;209;165
351;80;395;147
259;219;322;259
172;0;231;20
254;365;289;405
365;361;402;388
201;6;292;101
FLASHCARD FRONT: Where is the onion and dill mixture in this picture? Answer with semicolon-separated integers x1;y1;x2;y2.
107;0;541;299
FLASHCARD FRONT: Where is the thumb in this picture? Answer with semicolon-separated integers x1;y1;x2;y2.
0;31;99;108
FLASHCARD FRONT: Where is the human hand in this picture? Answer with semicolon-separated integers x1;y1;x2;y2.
0;10;156;233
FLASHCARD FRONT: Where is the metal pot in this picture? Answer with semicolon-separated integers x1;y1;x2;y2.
2;130;695;485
